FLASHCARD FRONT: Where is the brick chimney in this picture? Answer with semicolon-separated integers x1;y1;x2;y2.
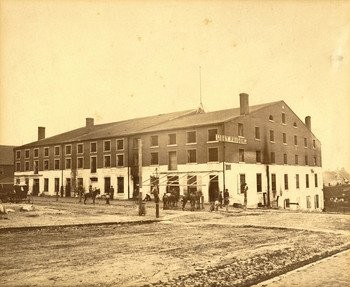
239;93;249;115
38;127;45;140
305;116;311;130
86;118;94;128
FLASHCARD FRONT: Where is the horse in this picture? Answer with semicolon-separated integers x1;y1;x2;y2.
83;188;100;204
163;192;177;209
181;190;202;211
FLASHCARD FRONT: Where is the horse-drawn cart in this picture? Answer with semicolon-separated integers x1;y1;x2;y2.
0;184;29;203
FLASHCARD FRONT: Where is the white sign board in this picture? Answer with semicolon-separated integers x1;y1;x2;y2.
216;134;247;144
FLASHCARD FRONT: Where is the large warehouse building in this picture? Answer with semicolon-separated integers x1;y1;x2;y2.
13;94;323;210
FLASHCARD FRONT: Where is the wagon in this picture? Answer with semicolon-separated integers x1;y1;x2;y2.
0;184;29;203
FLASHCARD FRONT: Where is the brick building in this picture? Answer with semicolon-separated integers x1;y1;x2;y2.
0;145;16;190
13;94;323;210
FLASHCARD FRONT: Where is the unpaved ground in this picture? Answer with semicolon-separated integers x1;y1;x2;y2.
0;197;350;287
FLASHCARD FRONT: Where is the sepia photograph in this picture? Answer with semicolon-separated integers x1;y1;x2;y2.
0;0;349;286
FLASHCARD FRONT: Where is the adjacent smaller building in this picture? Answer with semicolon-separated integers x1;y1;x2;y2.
0;145;16;191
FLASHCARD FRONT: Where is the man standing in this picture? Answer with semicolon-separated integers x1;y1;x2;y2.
243;183;248;209
224;188;230;211
109;185;114;201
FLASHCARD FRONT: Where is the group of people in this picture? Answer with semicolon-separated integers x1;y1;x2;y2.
209;183;249;211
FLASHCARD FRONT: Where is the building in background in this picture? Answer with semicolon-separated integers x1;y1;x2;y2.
13;94;323;210
0;145;16;192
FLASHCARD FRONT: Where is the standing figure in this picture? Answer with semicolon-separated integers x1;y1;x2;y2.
218;191;223;209
243;183;248;209
224;188;230;212
109;185;114;200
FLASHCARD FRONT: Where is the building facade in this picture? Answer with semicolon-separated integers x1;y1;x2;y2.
14;94;323;210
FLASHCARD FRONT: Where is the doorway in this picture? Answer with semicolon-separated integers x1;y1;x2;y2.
208;175;219;202
33;179;39;196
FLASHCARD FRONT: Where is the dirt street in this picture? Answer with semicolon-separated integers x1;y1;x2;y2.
0;198;349;286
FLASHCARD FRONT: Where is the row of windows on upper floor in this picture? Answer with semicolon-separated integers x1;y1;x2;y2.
16;123;316;160
15;147;319;173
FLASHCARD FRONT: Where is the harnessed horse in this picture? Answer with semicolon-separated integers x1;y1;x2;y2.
181;190;202;211
83;188;100;204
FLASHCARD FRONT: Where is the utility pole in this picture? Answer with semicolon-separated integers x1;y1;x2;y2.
155;168;159;218
138;139;145;216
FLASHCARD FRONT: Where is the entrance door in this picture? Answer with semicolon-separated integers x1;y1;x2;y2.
33;179;39;196
104;177;111;194
314;194;319;209
66;178;71;197
208;175;219;202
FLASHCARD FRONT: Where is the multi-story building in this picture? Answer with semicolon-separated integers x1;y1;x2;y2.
0;145;16;191
13;94;323;210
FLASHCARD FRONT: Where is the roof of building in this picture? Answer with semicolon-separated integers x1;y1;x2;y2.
0;145;16;165
18;101;282;148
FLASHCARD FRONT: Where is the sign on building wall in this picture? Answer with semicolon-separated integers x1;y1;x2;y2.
216;134;247;144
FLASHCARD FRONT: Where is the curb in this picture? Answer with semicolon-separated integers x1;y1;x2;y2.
0;219;162;233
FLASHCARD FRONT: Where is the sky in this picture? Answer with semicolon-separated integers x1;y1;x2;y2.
0;0;349;171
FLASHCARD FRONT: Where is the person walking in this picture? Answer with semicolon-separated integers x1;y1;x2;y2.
109;185;114;201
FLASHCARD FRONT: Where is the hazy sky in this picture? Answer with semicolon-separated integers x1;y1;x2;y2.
1;0;349;171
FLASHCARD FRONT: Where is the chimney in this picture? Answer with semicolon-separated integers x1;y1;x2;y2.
239;93;249;115
38;127;45;140
86;118;94;128
305;116;311;130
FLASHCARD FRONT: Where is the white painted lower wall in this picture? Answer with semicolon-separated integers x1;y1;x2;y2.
14;163;323;210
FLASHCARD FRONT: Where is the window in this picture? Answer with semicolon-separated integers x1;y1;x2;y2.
283;133;287;144
208;129;218;141
306;196;311;209
77;178;83;189
77;157;83;169
284;174;289;190
54;178;60;193
239;149;245;162
104;141;111;152
256;173;262;192
238;123;244;137
271;174;276;192
90;142;97;153
270;130;275;142
91;156;97;173
16;150;21;159
54;159;60;170
305;155;309;165
255;127;260;140
133;138;139;149
16;162;21;172
24;161;29;171
294;135;298;146
117;177;124;193
270;152;275;164
168;151;177;170
151;152;159;165
187;131;196;144
168;133;177;145
116;154;124;167
186;175;197;193
44;147;49;157
240;174;246;193
304;138;308;148
44;178;49;192
269;115;274;121
293;122;297;128
296;174;300;189
306;174;309;188
187;149;197;163
34;160;39;174
104;155;111;168
116;139;124;150
34;148;39;158
315;174;318;188
65;145;72;155
312;140;316;149
44;160;49;170
256;150;261;163
314;156;317;166
295;155;299;165
150;136;159;147
208;148;218;162
282;113;286;124
77;143;84;154
25;149;30;159
54;146;60;156
284;153;288;164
